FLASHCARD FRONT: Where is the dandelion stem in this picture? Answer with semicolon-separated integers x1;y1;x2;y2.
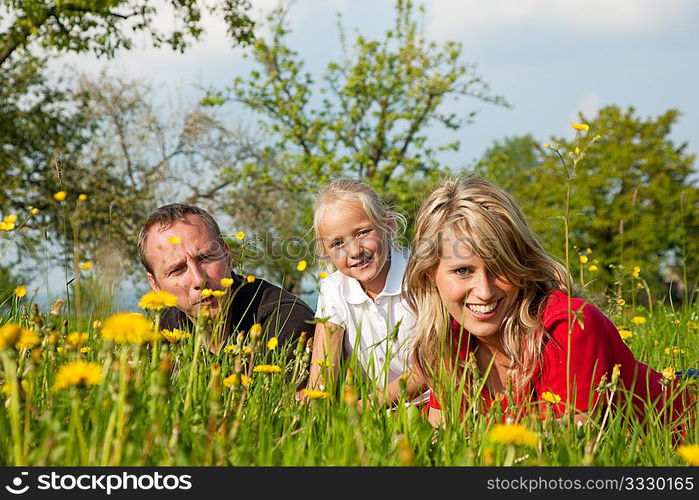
1;353;24;465
111;351;129;465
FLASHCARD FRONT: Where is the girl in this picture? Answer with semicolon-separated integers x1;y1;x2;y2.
305;179;424;402
403;177;688;427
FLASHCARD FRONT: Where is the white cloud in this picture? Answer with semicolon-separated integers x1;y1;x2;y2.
425;0;696;40
570;93;600;123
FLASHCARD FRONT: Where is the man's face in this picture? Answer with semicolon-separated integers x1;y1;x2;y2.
145;215;231;319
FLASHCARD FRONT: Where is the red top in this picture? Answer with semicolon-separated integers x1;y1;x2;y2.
427;290;686;422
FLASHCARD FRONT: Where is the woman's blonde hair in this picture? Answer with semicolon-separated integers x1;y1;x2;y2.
313;178;406;263
404;177;573;392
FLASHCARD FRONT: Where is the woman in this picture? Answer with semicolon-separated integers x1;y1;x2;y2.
403;177;687;428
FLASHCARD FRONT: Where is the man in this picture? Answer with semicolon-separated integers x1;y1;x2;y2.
138;203;314;353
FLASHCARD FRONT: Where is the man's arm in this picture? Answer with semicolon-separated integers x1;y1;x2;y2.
259;296;315;350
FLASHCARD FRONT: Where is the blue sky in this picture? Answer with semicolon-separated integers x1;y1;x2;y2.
58;0;699;168
45;0;699;307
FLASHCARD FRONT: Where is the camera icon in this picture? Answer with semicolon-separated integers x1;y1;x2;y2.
5;472;29;495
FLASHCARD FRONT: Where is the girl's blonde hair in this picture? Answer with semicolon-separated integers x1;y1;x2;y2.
404;177;573;392
313;178;406;262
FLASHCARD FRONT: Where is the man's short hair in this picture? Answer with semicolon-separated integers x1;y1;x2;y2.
138;203;225;275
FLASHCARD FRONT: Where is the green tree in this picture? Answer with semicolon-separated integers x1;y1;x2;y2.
0;0;254;68
475;106;698;300
0;0;256;295
1;67;259;299
208;0;506;290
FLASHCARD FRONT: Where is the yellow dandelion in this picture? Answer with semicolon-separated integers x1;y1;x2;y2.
66;332;88;348
16;329;40;350
242;345;252;355
223;373;252;388
0;324;22;349
574;146;581;155
677;445;699;466
235;231;245;240
160;329;190;343
579;255;588;264
78;260;93;271
570;122;589;131
32;348;43;363
101;312;156;344
221;278;234;288
80;347;90;354
612;364;622;381
586;248;592;254
313;359;335;368
53;191;67;201
617;298;626;306
53;361;102;390
138;290;177;311
3;214;17;224
14;285;27;298
0;221;15;231
78;193;88;201
211;290;226;298
318;271;328;279
588;265;599;272
246;275;255;283
544;143;550;149
168;236;181;245
661;367;676;382
30;207;39;215
253;364;282;374
296;260;307;272
267;337;278;350
541;391;562;404
618;330;633;340
249;323;263;338
632;316;646;325
488;423;539;448
201;289;213;298
302;389;330;400
632;266;640;278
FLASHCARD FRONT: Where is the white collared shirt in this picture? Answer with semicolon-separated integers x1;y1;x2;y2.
315;250;416;388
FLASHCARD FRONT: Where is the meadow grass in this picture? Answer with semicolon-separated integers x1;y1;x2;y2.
0;284;697;466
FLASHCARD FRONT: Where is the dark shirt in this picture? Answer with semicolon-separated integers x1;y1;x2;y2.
160;274;314;350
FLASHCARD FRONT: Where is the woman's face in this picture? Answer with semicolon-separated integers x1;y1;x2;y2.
429;233;519;343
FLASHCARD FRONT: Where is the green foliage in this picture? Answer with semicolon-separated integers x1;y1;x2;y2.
0;0;254;68
475;106;698;300
209;0;506;290
1;65;258;286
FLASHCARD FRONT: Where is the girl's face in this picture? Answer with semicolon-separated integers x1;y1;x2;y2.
317;200;391;293
428;233;519;343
